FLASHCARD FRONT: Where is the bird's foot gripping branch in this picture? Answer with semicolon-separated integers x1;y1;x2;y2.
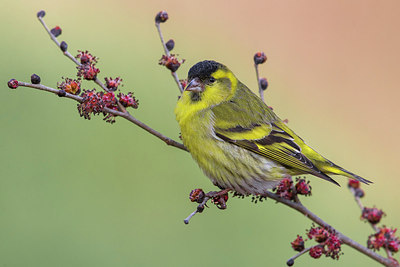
7;10;399;267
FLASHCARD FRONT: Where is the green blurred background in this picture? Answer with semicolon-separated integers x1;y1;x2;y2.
1;0;399;266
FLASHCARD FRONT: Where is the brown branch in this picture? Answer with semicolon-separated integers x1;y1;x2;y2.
34;13;187;151
17;81;187;152
183;195;210;224
38;14;114;95
184;189;231;224
155;22;183;93
286;246;313;266
38;16;80;66
349;187;394;260
254;63;264;102
264;191;397;267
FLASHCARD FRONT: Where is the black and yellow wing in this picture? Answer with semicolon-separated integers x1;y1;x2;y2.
214;120;340;185
211;82;340;185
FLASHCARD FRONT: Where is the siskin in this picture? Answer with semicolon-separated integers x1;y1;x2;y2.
175;60;371;195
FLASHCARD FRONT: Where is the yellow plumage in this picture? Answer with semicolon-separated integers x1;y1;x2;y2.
175;60;371;195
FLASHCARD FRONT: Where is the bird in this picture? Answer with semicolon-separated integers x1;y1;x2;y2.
174;60;371;195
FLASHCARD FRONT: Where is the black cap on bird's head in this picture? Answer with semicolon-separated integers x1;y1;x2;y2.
188;60;224;80
185;60;225;93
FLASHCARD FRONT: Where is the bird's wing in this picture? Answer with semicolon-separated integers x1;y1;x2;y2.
214;121;338;185
211;90;339;185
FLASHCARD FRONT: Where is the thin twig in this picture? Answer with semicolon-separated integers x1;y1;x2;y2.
264;191;397;267
183;196;210;224
38;17;80;65
183;189;231;224
155;23;183;93
349;187;394;260
17;82;187;152
287;246;312;265
254;63;264;102
34;14;187;151
38;15;112;94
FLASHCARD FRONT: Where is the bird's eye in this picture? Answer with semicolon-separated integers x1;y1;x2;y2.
209;77;216;83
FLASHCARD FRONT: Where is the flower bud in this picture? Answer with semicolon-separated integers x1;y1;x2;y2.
105;77;122;91
308;227;329;243
37;10;45;18
361;207;384;225
118;92;139;109
189;189;205;203
348;179;360;189
77;64;100;80
309;246;323;259
7;79;19;89
60;41;68;52
259;78;268;91
155;11;168;23
291;235;305;252
286;259;294;266
354;188;365;198
254;52;267;65
159;55;185;72
31;74;41;84
57;89;66;97
76;50;98;65
166;39;175;51
197;205;205;213
51;26;62;37
295;178;312;196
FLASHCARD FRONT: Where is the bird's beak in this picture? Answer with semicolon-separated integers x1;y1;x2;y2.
184;77;204;93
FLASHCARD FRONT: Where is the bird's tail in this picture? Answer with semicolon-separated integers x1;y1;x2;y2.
322;163;373;185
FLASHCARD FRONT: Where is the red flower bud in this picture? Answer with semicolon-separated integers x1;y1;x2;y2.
118;92;138;109
368;227;400;253
291;235;305;252
273;178;295;200
295;178;312;196
105;77;122;91
7;79;19;89
76;50;98;65
77;64;100;80
58;78;81;95
254;52;267;65
309;246;323;259
102;92;117;109
348;179;360;189
308;227;329;243
361;207;385;225
325;234;342;259
77;89;104;120
189;189;205;203
159;55;185;72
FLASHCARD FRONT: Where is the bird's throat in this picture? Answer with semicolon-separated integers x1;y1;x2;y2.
190;92;202;102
